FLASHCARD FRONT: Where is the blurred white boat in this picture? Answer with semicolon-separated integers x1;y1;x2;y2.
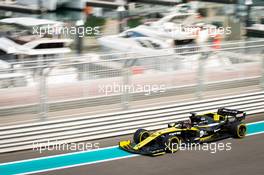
0;17;72;58
124;12;218;46
98;34;174;55
144;12;219;43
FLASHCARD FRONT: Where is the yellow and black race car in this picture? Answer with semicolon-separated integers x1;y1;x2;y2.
119;108;247;156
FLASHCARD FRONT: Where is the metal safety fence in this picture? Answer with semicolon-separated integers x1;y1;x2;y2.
0;39;263;124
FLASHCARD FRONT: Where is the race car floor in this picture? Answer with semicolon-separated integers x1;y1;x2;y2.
0;114;264;175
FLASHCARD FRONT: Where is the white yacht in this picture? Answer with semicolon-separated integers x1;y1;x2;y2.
132;13;198;44
0;17;72;58
131;13;219;45
145;12;197;27
98;34;173;55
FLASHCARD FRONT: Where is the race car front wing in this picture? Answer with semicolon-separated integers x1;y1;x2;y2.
119;140;166;156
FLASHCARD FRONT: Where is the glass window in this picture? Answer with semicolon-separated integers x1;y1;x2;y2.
123;31;147;38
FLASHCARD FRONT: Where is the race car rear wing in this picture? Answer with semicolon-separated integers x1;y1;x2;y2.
217;108;246;119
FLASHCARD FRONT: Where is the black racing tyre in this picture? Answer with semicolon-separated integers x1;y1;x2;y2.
230;122;247;138
163;135;180;153
133;129;150;144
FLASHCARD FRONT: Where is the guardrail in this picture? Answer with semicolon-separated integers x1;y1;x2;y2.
0;76;260;116
0;39;263;120
0;90;264;153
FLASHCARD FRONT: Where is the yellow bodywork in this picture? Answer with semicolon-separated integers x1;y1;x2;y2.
120;127;199;151
199;134;215;142
133;127;180;150
119;140;131;148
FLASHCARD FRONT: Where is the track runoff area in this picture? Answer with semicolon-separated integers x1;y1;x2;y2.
0;120;264;175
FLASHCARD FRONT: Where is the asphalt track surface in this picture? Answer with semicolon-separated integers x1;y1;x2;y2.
0;114;264;175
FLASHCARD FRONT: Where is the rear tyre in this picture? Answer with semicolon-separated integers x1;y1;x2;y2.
230;122;247;138
133;129;150;144
163;135;180;153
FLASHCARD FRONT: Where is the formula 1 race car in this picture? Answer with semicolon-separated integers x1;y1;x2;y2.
119;108;247;156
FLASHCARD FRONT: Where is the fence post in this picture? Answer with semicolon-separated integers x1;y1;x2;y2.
83;62;89;98
196;51;209;99
38;55;49;121
39;68;48;120
261;50;264;89
122;67;130;110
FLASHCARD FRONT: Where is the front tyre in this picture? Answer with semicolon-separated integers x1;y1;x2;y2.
230;123;247;138
163;135;180;153
133;129;150;144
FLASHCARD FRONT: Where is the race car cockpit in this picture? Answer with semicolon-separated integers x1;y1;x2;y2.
189;112;225;127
